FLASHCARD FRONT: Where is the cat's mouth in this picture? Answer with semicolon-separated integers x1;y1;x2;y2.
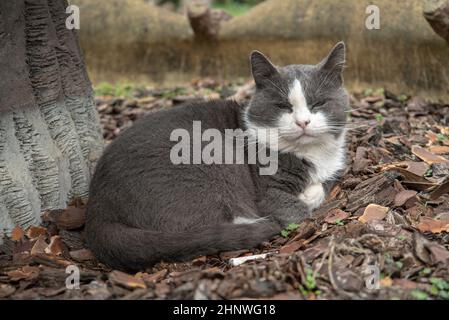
299;132;316;138
283;131;318;142
293;130;318;139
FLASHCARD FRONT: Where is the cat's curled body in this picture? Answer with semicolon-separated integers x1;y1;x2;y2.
86;43;349;271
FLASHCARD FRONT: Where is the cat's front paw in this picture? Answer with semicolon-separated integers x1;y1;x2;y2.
298;183;325;211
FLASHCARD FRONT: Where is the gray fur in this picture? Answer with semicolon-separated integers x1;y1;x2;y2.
85;43;348;271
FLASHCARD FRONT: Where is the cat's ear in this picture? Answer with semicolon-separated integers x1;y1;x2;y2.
318;42;346;82
250;51;279;88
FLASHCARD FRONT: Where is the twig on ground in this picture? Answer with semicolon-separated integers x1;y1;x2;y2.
229;253;271;266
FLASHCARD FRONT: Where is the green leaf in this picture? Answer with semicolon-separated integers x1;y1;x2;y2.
375;114;385;122
410;290;428;300
334;219;344;226
430;285;439;296
94;82;141;98
430;278;449;291
419;267;432;276
304;268;317;290
161;88;188;99
439;291;449;300
384;253;393;264
363;88;374;96
375;88;385;97
286;223;300;231
94;82;115;96
298;285;307;296
280;230;290;238
398;94;408;102
212;1;253;17
281;224;299;238
437;133;448;142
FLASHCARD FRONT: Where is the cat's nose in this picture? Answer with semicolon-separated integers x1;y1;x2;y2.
296;119;311;129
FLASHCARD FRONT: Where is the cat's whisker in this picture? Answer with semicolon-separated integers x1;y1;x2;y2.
321;123;369;129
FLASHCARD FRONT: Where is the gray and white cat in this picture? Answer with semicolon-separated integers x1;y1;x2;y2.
86;42;349;271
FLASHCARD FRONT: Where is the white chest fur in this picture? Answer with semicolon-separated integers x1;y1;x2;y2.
294;133;346;210
294;132;346;184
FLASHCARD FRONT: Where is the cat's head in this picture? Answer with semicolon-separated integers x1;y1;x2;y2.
245;42;349;151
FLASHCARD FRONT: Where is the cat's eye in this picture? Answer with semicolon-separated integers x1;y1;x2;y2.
311;100;327;109
276;104;293;111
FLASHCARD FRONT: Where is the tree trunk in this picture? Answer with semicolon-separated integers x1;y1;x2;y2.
424;0;449;45
0;0;103;240
187;2;232;42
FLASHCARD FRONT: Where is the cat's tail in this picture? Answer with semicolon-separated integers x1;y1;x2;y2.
86;220;281;271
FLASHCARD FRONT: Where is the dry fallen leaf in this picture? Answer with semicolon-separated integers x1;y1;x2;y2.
288;221;317;243
365;220;401;237
358;204;389;223
441;127;449;136
192;256;207;266
26;226;47;239
324;208;350;224
380;277;393;287
32;253;73;267
353;147;372;173
69;249;95;262
109;270;147;289
435;212;449;220
326;185;341;202
280;240;303;254
393;279;418;290
425;131;440;144
413;232;449;265
408;96;427;111
405;161;431;176
382;163;430;182
6;266;40;281
402;180;437;192
53;206;86;230
201;267;223;274
0;284;16;298
413;232;431;264
45;235;64;256
412;145;449;165
428;146;449;155
394;190;418;207
10;227;24;241
426;244;449;264
31;235;48;255
428;179;449;201
416;217;449;234
136;269;168;283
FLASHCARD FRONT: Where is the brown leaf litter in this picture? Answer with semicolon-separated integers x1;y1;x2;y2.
1;82;449;300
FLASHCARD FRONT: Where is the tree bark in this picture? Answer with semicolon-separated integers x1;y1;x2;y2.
424;0;449;45
0;0;103;241
187;2;231;41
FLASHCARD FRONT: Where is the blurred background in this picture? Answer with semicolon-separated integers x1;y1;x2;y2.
72;0;449;100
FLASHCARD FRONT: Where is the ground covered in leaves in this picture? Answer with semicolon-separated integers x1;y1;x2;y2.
1;79;449;300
